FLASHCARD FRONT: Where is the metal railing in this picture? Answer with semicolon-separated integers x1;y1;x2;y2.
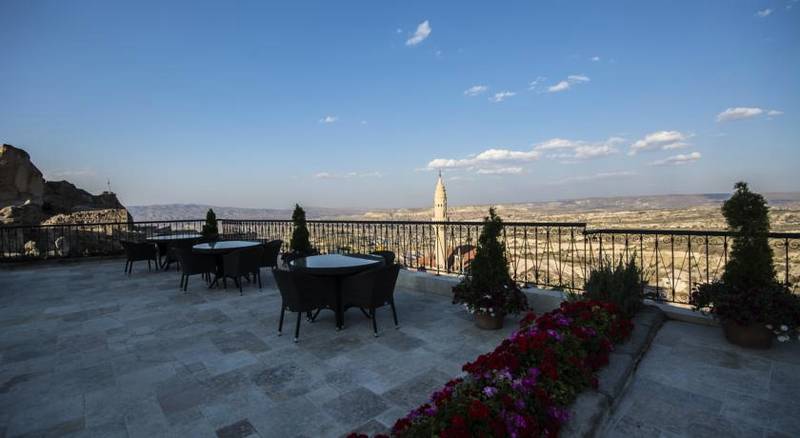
2;218;798;304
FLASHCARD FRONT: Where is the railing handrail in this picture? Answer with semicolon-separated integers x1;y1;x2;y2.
584;228;800;239
0;219;207;230
222;218;589;227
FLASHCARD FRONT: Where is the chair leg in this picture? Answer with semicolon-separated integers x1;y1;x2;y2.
184;275;189;292
310;309;321;322
359;308;371;319
128;261;133;275
223;277;227;289
390;301;399;328
278;306;285;335
148;260;151;271
179;274;184;290
237;277;243;295
294;312;301;343
257;271;262;289
371;307;378;337
124;260;129;273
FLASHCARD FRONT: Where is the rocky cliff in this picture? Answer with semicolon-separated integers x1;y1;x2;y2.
0;143;131;226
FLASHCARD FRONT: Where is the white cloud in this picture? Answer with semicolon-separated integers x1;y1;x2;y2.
547;81;570;93
547;75;590;93
534;136;624;160
426;147;541;173
489;91;516;102
528;76;547;91
629;130;690;154
767;110;784;116
314;171;382;179
476;167;523;175
319;115;338;124
464;85;488;96
406;20;431;46
549;171;636;185
590;56;601;62
46;169;96;180
650;152;702;166
756;8;773;17
360;120;368;125
716;107;764;122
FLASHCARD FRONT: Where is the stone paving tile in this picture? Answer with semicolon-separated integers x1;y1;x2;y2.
604;321;800;438
0;260;517;437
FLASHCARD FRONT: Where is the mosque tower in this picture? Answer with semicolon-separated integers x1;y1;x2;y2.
433;171;448;272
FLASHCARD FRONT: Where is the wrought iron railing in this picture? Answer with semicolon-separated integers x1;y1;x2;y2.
2;218;798;304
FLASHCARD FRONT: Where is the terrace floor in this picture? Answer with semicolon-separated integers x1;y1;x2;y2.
0;260;510;438
605;320;800;437
2;260;799;438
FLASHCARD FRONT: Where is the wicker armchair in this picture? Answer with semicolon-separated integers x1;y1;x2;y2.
120;240;158;275
222;245;264;294
342;264;401;336
273;269;337;342
172;247;216;292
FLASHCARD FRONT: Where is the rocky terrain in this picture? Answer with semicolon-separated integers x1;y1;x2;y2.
0;144;131;257
0;144;130;226
127;204;366;222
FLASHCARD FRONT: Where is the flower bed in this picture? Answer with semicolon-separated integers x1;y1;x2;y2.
349;300;633;438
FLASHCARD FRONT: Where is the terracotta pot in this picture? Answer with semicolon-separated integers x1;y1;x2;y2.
721;319;773;349
475;312;505;330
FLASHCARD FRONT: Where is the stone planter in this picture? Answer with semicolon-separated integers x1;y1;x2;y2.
722;319;773;349
475;312;504;330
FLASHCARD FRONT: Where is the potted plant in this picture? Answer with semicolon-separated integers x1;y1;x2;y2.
691;182;800;348
285;204;317;263
583;255;644;318
201;208;219;241
452;208;528;329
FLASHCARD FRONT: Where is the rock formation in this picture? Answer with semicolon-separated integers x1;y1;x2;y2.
1;143;132;258
0;143;131;226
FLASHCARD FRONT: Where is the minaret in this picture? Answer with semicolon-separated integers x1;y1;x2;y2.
433;171;448;272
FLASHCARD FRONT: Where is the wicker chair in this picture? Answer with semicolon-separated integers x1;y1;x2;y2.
260;239;283;270
369;250;396;265
342;264;401;336
273;268;337;342
222;245;264;294
172;247;216;292
120;240;158;275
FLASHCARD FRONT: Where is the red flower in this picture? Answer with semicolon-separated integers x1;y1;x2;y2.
468;400;490;419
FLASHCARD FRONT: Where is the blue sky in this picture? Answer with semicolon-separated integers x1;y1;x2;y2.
2;1;798;209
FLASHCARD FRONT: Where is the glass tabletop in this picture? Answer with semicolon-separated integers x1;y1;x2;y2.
290;254;382;270
147;234;203;241
193;241;261;251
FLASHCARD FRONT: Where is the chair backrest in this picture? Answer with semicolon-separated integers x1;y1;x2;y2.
173;246;214;275
120;240;155;258
273;268;335;312
370;251;396;265
223;245;263;276
373;264;401;305
261;239;283;268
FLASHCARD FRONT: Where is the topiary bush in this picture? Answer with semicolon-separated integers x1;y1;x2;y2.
691;182;800;343
201;208;218;238
452;208;528;316
289;204;314;255
584;256;644;317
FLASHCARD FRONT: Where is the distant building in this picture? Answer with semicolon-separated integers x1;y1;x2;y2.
433;171;448;271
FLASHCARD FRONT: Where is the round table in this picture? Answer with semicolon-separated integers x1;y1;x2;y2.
193;241;262;288
146;234;203;269
290;254;384;329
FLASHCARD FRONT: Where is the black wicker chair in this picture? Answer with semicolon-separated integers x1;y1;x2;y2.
342;264;401;336
273;269;337;342
120;240;158;275
222;245;264;294
172;247;216;292
165;238;202;271
369;250;396;265
260;239;283;270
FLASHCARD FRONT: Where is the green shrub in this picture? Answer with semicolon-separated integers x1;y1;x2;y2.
452;208;528;316
289;204;313;255
201;208;218;237
583;256;644;317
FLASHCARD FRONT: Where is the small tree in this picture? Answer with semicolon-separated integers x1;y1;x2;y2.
289;204;313;255
691;182;800;344
584;256;644;317
720;182;776;290
453;208;528;316
201;208;218;237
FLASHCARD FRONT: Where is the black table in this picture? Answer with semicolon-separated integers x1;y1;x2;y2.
290;254;383;329
193;241;262;288
146;234;203;269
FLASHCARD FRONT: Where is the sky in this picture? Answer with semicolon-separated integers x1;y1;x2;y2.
2;0;799;210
